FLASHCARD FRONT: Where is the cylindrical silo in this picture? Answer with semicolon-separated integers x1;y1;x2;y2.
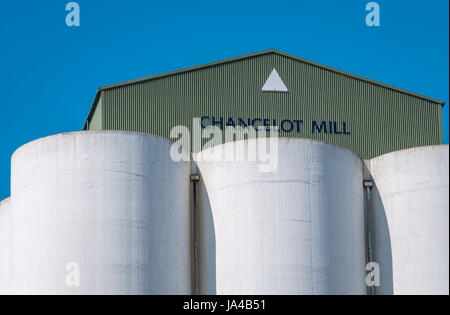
196;138;367;294
10;131;191;295
0;197;10;295
370;145;449;295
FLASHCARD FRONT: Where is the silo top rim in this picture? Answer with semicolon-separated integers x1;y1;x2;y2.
370;144;449;162
10;130;183;161
195;137;365;162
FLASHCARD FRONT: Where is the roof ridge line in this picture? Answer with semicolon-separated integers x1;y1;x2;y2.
83;49;445;129
99;49;278;91
96;49;444;106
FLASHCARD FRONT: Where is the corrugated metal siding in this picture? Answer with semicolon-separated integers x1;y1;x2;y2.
95;53;442;158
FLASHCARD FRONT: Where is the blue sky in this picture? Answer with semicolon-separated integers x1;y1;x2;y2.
0;0;448;200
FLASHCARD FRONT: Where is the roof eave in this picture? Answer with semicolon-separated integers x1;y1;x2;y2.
273;50;445;106
83;89;102;130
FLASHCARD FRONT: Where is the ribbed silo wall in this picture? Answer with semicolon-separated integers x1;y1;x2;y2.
10;131;191;295
0;198;10;295
370;145;449;295
196;138;366;294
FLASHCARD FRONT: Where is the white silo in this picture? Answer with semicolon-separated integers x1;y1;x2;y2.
10;131;191;295
196;138;367;294
370;145;449;295
0;197;10;295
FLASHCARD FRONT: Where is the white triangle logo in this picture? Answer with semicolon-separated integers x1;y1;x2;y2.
262;69;288;92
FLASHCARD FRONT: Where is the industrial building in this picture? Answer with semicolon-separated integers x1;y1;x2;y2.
0;50;448;295
83;49;444;158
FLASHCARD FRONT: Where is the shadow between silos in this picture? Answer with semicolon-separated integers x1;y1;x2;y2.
370;179;394;295
197;170;216;295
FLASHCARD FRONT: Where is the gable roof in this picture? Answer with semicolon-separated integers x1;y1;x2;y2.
84;49;445;129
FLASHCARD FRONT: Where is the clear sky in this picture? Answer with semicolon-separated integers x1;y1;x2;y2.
0;0;448;200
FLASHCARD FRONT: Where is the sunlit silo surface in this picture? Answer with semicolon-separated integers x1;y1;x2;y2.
0;50;448;295
369;145;449;295
10;132;191;294
196;139;366;294
0;198;10;295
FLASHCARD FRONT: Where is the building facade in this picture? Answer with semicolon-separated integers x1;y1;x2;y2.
84;49;444;159
0;50;448;295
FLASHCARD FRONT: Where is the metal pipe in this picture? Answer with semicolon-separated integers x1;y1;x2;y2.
190;174;200;295
364;180;375;295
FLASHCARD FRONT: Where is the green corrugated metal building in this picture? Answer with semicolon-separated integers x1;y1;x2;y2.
83;49;444;159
